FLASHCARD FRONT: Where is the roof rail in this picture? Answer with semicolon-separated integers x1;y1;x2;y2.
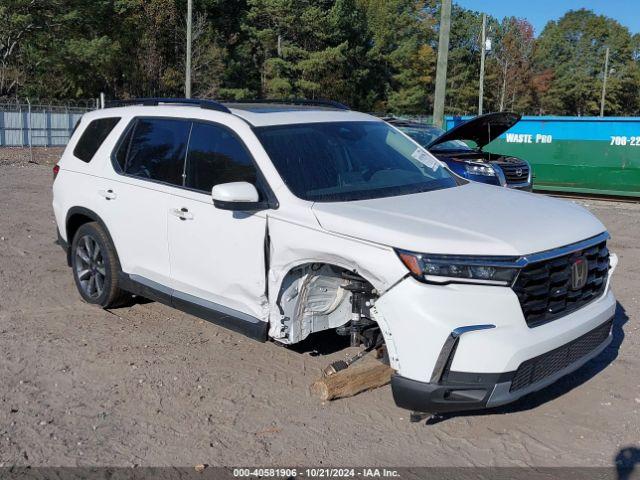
223;98;350;111
105;97;231;114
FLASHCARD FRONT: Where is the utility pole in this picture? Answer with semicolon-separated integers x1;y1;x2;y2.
600;46;610;117
432;0;451;128
478;13;486;115
185;0;193;99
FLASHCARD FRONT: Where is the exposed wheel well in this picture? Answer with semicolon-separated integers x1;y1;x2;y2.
273;262;378;345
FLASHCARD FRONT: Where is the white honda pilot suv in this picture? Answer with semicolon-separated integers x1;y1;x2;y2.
52;98;617;414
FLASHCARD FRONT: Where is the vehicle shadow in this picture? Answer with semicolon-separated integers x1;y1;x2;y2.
116;294;154;307
422;301;629;425
114;293;352;354
615;447;640;480
287;329;351;356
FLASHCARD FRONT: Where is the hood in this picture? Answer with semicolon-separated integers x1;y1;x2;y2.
427;112;521;150
311;184;605;257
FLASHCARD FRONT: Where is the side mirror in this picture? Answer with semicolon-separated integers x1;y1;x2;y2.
211;182;266;211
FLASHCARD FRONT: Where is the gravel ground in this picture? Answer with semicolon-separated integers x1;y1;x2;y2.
0;146;63;167
0;154;638;468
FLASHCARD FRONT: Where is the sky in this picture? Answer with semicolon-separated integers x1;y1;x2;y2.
454;0;640;36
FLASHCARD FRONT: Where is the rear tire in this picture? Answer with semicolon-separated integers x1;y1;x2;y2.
70;222;128;308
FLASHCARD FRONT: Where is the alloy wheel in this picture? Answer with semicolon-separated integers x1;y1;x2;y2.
75;235;106;299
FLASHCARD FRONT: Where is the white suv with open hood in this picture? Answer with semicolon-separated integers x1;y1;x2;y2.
52;98;617;414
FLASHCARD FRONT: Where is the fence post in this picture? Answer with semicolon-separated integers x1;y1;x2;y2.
66;106;71;144
46;108;52;147
20;104;25;147
0;109;4;146
27;98;33;163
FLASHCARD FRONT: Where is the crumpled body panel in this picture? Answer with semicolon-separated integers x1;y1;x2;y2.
265;213;407;341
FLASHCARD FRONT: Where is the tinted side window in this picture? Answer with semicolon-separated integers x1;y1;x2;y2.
184;123;257;192
125;118;191;186
114;124;134;171
73;117;120;162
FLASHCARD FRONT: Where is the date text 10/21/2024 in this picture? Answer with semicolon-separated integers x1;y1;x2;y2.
232;468;401;478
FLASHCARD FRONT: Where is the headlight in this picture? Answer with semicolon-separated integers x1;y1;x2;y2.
465;163;495;176
397;250;521;286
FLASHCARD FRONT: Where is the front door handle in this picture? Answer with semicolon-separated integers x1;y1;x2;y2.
98;189;117;200
170;207;194;221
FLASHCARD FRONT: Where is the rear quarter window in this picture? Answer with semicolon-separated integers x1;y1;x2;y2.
73;117;121;163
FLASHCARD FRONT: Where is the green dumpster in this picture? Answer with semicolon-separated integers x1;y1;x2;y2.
445;116;640;197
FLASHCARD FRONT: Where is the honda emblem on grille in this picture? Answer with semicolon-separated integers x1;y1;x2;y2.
570;257;589;290
515;167;523;177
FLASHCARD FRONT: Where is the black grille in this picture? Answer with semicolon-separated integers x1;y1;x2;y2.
494;159;530;184
513;240;610;327
510;319;612;392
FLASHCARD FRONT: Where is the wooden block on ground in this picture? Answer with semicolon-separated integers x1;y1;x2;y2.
311;354;394;401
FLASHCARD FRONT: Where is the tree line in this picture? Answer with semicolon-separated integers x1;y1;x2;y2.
1;0;639;116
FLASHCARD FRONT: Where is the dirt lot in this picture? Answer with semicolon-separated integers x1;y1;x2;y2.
0;150;639;468
0;146;64;167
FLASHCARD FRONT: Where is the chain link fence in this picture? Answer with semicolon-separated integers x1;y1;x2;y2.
0;99;97;148
0;99;438;149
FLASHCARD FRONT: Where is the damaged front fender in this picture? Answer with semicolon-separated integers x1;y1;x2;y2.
265;214;408;343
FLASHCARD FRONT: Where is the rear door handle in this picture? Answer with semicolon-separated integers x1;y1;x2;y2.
98;189;117;200
170;207;194;221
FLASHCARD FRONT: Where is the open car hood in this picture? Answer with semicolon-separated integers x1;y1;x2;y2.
427;112;521;150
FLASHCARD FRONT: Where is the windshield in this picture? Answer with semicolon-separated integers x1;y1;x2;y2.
397;125;472;151
255;121;458;202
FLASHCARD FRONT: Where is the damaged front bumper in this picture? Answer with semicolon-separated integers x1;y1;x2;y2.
372;255;617;414
391;316;613;413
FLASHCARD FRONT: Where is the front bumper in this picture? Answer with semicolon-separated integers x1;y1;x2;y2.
371;253;617;413
391;317;613;413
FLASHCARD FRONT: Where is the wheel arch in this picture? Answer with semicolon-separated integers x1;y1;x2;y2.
65;207;119;267
271;258;381;301
268;258;380;342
